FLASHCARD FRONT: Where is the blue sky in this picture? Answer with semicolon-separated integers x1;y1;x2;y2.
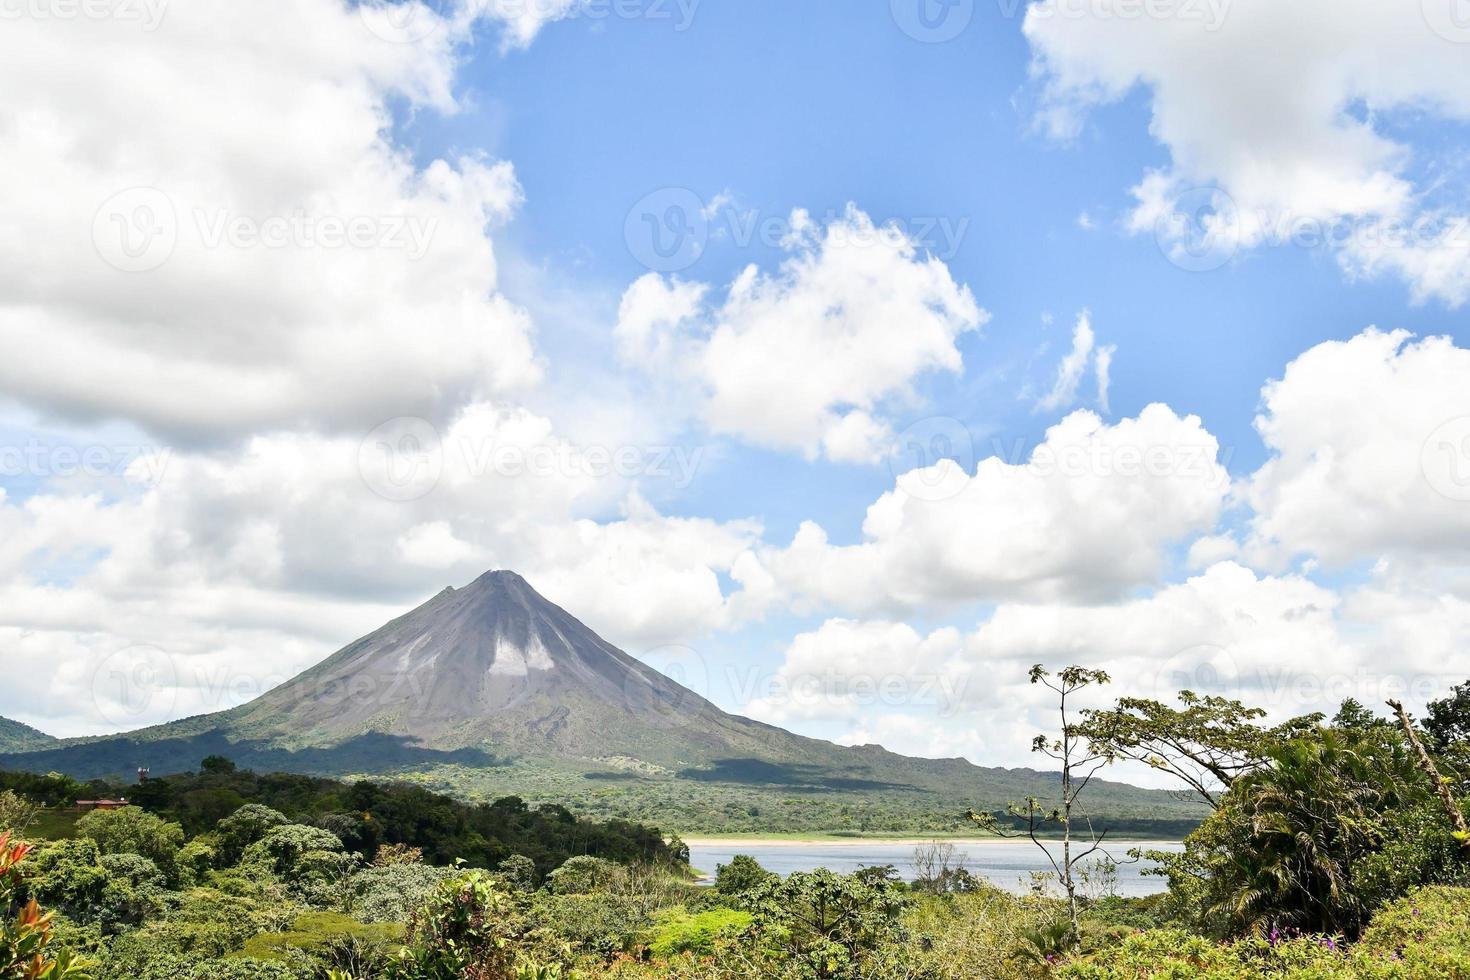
6;0;1470;769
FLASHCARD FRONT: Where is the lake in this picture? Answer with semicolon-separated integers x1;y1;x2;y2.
686;839;1182;897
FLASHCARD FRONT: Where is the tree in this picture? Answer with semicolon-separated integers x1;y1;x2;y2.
714;854;775;896
1079;691;1319;808
75;806;184;884
496;854;537;892
0;833;93;979
971;665;1116;946
546;855;622;895
215;804;290;865
1389;698;1470;857
1153;714;1447;939
1205;729;1399;937
1425;680;1470;753
243;824;346;879
910;841;973;894
22;839;110;922
740;868;907;979
199;755;237;776
0;790;40;836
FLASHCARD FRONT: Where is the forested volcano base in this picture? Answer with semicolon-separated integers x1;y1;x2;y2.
3;680;1470;979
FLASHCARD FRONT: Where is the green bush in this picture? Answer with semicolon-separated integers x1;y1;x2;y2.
385;870;523;979
0;833;93;979
528;893;650;957
498;853;538;892
1351;885;1470;976
645;906;752;958
347;863;456;923
124;954;301;980
547;855;624;895
740;868;909;980
1060;887;1470;979
713;855;774;897
24;838;110;919
175;834;220;886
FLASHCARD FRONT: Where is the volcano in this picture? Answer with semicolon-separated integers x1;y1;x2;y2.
224;570;787;766
0;571;1203;833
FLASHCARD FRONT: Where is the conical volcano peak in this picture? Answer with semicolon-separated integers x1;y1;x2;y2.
467;568;532;590
232;568;720;747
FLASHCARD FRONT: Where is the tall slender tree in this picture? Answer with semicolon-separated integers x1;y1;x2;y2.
971;665;1115;945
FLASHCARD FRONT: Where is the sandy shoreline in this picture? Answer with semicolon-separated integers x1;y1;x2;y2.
685;837;1034;848
683;837;1182;848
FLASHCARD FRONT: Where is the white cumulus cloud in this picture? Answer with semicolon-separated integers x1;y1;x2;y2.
614;205;987;463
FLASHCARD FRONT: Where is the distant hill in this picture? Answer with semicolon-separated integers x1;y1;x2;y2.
0;571;1204;834
0;716;58;754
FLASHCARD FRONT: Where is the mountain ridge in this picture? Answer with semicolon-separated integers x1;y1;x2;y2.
0;715;58;754
0;570;1204;833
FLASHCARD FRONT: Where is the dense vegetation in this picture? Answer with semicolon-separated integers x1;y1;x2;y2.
0;759;676;880
0;739;1202;838
3;668;1469;978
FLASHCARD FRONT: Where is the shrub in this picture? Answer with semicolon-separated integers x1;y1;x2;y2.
498;854;538;892
386;870;523;979
740;868;909;980
0;790;41;835
102;885;301;976
99;852;167;892
0;832;93;979
126;954;299;980
1352;885;1470;976
713;855;774;897
527;894;649;957
878;888;1054;980
175;835;220;886
346;863;455;923
1060;888;1470;978
645;907;752;958
24;838;110;919
547;855;624;895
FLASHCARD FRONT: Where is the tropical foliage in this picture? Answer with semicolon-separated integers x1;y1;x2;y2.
2;669;1469;978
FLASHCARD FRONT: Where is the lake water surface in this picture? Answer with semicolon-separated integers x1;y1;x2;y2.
687;840;1182;897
